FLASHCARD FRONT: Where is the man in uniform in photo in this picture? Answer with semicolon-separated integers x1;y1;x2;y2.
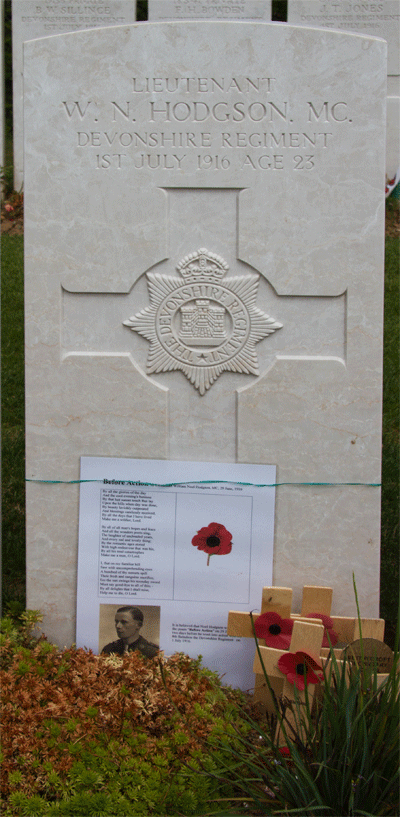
102;606;159;657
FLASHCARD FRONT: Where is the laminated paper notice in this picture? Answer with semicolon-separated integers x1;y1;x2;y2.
76;457;276;689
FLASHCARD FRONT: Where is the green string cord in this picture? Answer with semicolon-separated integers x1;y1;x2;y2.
25;478;381;487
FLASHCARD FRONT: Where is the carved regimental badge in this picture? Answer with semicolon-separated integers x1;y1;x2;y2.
123;249;282;395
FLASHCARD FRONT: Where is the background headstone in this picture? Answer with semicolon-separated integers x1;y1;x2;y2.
149;1;271;20
24;21;386;647
11;0;138;189
287;1;400;180
386;95;400;184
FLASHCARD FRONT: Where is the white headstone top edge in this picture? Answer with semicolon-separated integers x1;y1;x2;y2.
21;18;390;43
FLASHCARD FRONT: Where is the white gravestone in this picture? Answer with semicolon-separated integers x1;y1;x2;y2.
11;0;138;189
288;1;400;180
24;21;386;647
149;1;271;20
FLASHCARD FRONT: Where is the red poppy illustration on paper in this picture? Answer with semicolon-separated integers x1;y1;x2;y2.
191;522;232;566
254;611;294;649
277;650;323;692
306;613;338;648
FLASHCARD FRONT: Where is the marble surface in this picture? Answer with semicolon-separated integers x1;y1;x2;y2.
287;1;399;178
11;0;138;189
288;0;399;75
149;1;271;20
24;21;386;647
386;95;400;180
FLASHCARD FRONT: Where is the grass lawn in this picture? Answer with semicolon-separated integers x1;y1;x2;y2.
1;206;399;637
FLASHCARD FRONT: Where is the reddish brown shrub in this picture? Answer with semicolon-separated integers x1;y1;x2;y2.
1;641;242;805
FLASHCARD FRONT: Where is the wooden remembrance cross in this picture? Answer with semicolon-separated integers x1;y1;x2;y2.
251;617;392;746
253;617;325;745
229;585;311;709
227;585;385;709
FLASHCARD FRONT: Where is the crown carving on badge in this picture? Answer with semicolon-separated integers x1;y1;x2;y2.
176;248;229;283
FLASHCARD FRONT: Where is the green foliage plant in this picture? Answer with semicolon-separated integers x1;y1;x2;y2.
0;628;248;816
0;610;46;667
0;164;15;198
198;603;400;816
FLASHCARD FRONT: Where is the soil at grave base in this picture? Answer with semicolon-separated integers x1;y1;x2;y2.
1;193;399;237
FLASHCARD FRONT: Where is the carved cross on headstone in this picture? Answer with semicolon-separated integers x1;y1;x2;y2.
60;188;346;460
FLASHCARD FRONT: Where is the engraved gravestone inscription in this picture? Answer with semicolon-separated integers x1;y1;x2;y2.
288;0;399;74
123;247;283;394
24;22;385;646
287;0;400;179
148;1;271;21
11;0;138;188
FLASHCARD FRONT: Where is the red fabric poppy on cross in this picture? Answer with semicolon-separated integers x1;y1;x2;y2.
306;613;338;647
277;650;323;691
254;612;293;649
191;522;232;566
